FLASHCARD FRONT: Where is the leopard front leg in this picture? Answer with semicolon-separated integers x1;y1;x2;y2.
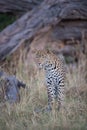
46;85;56;111
57;84;65;111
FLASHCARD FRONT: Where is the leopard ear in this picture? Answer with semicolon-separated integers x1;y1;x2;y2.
46;49;51;54
32;49;41;58
32;49;38;54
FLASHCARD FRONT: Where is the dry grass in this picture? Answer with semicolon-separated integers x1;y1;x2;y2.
0;50;87;130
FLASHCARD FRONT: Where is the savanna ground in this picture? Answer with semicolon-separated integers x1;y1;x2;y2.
0;13;87;130
0;47;87;130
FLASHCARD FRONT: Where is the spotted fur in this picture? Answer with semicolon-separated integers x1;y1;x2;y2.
35;49;66;110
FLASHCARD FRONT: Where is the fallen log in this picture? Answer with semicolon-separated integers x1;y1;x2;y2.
0;0;43;14
0;0;87;60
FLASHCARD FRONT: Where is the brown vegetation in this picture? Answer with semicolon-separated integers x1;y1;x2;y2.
0;42;87;129
0;0;87;129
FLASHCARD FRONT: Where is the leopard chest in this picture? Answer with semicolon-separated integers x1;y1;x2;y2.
45;69;60;87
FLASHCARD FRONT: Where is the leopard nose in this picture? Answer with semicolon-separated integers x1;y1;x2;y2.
38;63;41;66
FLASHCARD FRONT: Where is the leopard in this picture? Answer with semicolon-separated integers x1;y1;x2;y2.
35;49;66;111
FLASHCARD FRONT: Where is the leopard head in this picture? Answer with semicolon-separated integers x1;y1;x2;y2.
33;49;55;70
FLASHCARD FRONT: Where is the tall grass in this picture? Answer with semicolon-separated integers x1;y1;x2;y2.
0;50;87;130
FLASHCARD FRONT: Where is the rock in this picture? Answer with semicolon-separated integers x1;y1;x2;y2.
0;71;26;104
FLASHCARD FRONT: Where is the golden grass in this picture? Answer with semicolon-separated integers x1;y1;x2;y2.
0;51;87;130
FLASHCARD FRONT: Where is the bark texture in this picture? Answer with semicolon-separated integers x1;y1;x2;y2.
0;0;87;60
0;71;26;103
0;0;43;14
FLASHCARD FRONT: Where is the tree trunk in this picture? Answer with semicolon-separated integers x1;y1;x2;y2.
0;0;87;60
0;0;43;14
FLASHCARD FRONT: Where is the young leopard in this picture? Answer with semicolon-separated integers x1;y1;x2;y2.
35;49;66;111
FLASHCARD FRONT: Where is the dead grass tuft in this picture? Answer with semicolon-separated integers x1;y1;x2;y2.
0;47;87;130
